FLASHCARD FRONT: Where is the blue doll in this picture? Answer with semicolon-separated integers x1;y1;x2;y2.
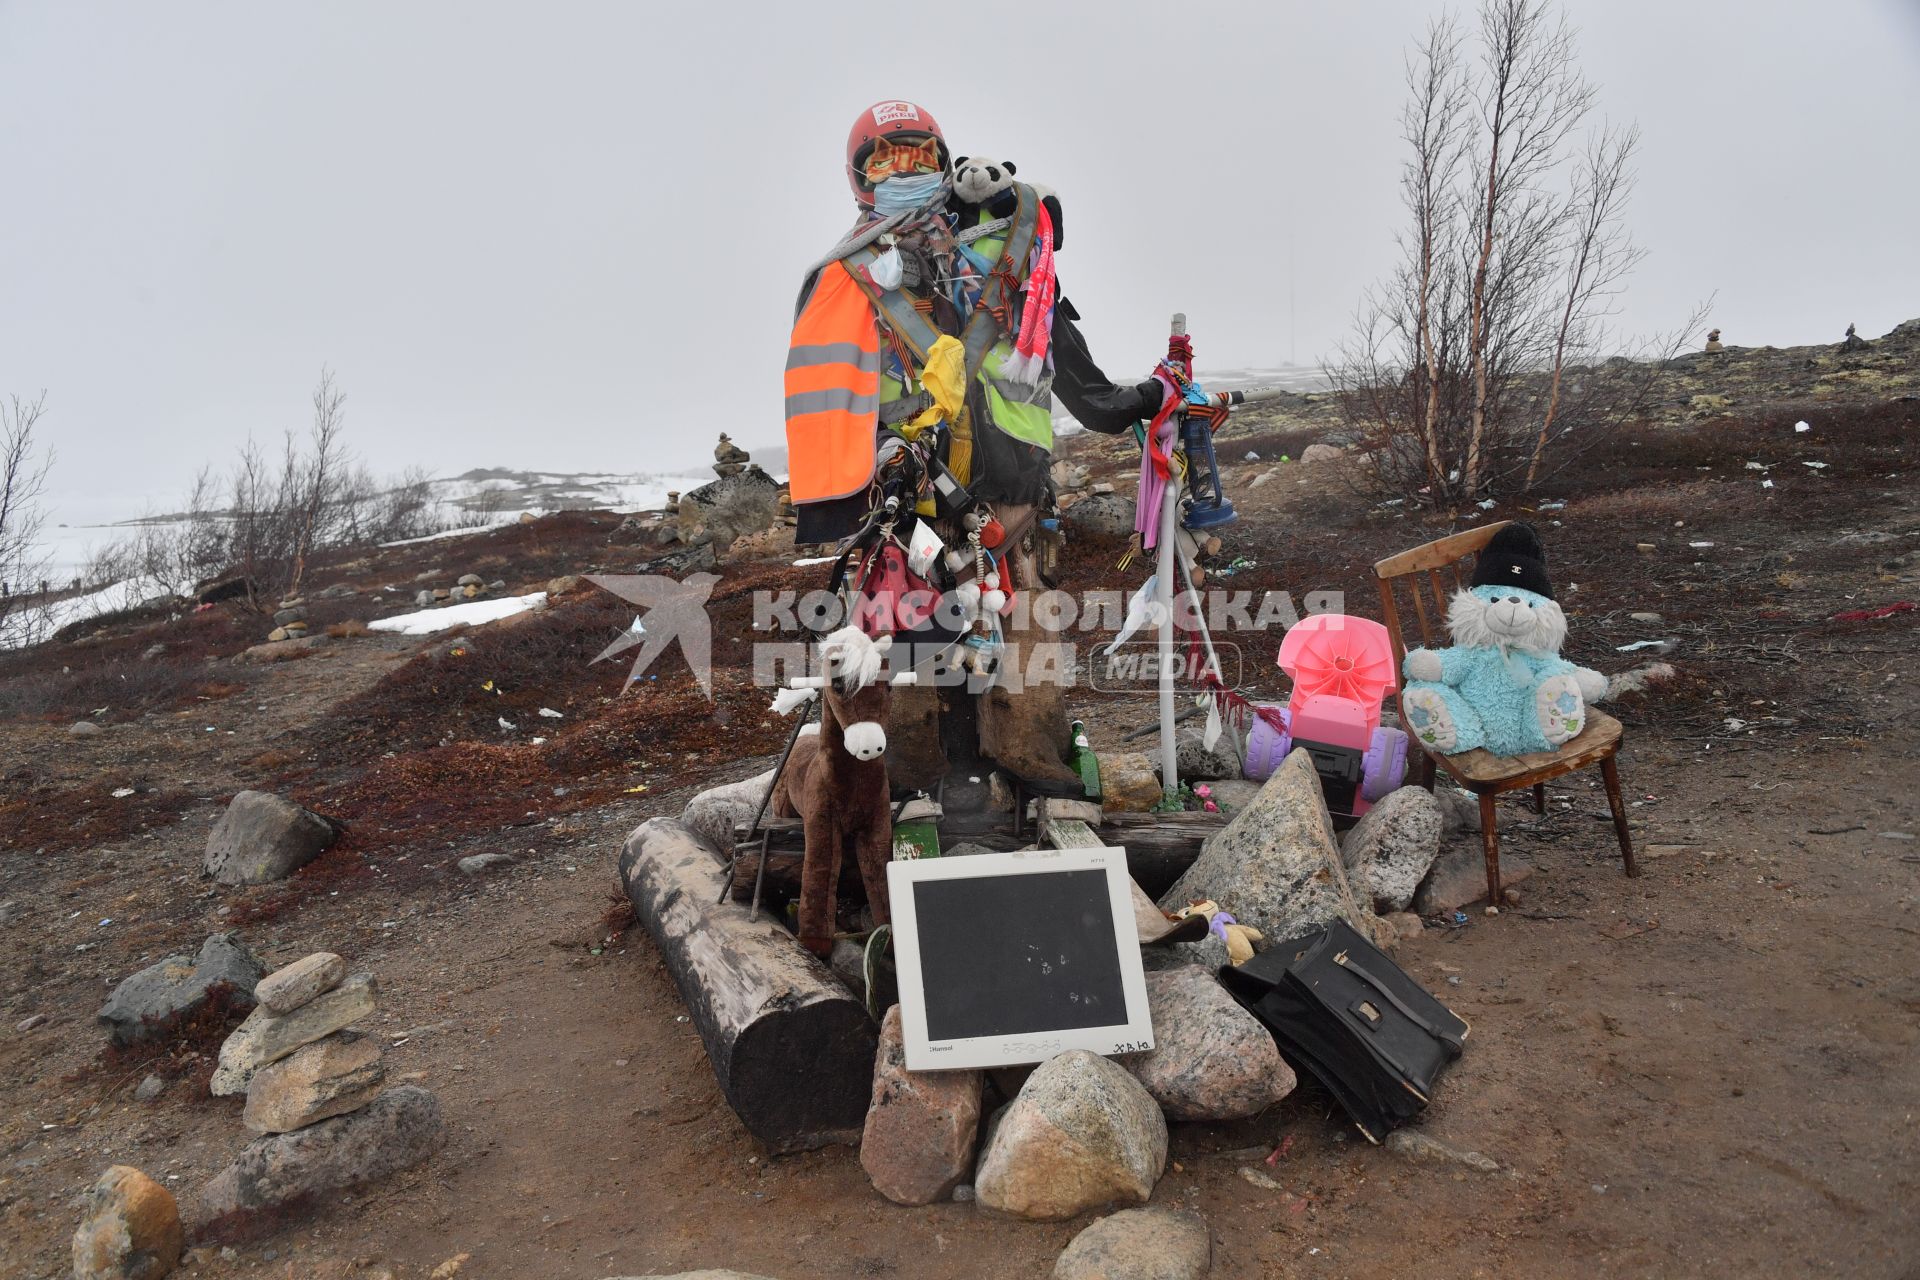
1401;523;1609;757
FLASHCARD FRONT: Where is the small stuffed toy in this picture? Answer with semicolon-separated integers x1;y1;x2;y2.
1178;900;1263;966
1400;523;1608;757
950;155;1065;248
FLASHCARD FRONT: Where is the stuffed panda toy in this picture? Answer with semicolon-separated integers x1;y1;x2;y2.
950;155;1065;249
1400;523;1609;757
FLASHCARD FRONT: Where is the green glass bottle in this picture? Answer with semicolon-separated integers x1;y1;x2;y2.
1069;719;1103;800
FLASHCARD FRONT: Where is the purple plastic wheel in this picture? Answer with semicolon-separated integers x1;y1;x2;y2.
1360;726;1410;801
1242;705;1292;781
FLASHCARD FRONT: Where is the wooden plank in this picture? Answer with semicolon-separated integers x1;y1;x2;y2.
1433;710;1623;789
1372;520;1511;578
1041;815;1103;849
1376;577;1410;670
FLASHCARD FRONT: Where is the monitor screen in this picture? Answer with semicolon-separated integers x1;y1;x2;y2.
912;868;1127;1043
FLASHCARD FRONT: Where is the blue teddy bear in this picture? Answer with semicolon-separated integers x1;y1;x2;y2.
1401;523;1608;757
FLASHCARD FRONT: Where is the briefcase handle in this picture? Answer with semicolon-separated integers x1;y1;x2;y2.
1335;950;1465;1058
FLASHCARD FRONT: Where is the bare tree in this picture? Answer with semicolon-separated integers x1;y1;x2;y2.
222;369;354;609
127;466;228;597
1330;0;1688;507
0;394;53;637
1522;123;1643;489
287;369;346;597
1403;15;1470;495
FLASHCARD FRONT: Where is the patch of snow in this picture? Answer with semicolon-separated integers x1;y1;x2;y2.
0;574;171;649
368;591;548;636
378;524;501;549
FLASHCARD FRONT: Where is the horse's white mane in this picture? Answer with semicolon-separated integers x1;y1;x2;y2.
818;626;889;692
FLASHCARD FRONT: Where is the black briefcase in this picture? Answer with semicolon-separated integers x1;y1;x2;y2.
1219;917;1468;1142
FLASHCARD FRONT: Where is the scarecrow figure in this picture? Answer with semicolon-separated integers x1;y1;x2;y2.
785;100;1162;804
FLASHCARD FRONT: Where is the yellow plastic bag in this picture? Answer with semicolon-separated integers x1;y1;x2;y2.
906;335;966;433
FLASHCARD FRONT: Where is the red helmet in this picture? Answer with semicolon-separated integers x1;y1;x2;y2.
846;100;948;207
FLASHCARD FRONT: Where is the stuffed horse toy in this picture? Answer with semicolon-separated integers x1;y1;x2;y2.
1400;523;1609;757
771;627;896;955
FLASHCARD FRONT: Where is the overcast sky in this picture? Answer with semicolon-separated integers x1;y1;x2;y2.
3;0;1916;533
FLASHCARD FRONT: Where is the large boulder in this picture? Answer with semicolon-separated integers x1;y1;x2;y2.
1340;786;1444;912
211;973;377;1096
1204;779;1262;812
974;1051;1167;1221
1158;749;1383;947
72;1165;183;1280
860;1005;983;1206
1174;733;1241;783
677;467;781;551
679;769;778;862
243;1032;386;1134
1062;492;1136;538
1053;1206;1212;1280
97;933;265;1047
1098;752;1164;813
203;790;338;885
1122;967;1295;1122
196;1087;445;1241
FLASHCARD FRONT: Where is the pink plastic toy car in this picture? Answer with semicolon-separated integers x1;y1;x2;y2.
1244;614;1409;818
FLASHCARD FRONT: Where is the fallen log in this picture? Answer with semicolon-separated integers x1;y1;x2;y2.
619;817;877;1154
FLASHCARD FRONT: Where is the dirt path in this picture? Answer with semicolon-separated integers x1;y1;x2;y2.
14;732;1913;1279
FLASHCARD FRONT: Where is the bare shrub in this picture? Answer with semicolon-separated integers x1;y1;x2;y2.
1329;1;1696;507
0;394;53;640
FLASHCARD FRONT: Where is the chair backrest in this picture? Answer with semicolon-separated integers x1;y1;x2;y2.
1372;520;1511;674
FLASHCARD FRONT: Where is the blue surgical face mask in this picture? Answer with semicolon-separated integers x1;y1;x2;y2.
873;171;946;216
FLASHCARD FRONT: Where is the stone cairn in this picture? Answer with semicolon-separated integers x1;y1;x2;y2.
712;431;751;478
210;951;382;1128
1703;327;1723;353
76;950;442;1271
265;596;308;643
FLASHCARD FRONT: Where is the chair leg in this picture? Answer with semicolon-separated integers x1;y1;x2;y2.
1478;791;1502;907
1532;782;1547;814
1601;753;1638;877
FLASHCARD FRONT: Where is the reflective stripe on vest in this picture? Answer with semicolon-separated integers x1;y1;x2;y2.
785;261;882;506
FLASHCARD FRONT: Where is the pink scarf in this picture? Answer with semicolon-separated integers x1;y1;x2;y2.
1001;202;1056;385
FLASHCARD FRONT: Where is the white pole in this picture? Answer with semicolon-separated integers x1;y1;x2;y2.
1157;312;1186;805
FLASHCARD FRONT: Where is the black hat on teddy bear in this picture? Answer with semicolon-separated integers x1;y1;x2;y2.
1470;522;1554;600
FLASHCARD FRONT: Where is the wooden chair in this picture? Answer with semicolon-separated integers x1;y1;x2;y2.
1373;521;1638;907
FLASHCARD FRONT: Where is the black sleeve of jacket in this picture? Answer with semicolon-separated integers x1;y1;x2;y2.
1049;306;1162;435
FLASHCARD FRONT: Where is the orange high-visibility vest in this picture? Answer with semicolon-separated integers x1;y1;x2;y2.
785;261;882;505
